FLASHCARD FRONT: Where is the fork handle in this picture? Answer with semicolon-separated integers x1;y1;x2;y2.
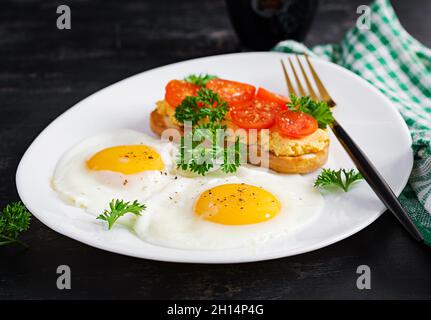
331;119;424;243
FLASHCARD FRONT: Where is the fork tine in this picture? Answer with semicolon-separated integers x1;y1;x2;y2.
288;56;306;97
295;55;319;101
304;54;335;106
280;60;297;96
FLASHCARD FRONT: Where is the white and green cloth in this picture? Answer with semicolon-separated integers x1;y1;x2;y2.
274;0;431;244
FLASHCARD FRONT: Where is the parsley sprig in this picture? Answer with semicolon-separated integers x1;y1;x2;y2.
0;201;31;247
184;74;217;87
287;95;334;129
314;168;364;192
174;88;243;176
97;199;146;230
177;122;243;176
220;137;243;174
175;88;228;124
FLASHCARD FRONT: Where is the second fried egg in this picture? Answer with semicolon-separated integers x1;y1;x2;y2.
134;166;324;250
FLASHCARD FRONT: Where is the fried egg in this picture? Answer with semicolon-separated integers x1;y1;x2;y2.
134;166;323;250
52;129;177;221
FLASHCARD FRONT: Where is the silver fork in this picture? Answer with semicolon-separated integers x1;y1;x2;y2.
281;54;423;243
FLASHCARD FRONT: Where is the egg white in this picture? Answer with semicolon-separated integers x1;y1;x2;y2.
52;129;178;222
134;166;324;250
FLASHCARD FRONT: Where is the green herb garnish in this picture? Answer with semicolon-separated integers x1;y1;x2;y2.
184;74;217;87
0;201;31;247
287;95;334;129
175;88;228;124
97;199;146;230
175;88;243;176
314;168;364;192
177;123;243;176
220;136;243;174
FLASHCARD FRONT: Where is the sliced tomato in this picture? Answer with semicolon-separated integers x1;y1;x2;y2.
206;78;255;108
275;110;318;138
230;98;276;129
256;87;290;109
165;80;200;107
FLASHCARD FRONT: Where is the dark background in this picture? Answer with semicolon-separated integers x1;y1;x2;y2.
1;0;431;299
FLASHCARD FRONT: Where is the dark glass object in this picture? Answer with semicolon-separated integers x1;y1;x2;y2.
225;0;319;50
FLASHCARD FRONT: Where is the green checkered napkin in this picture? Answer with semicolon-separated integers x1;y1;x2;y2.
274;0;431;245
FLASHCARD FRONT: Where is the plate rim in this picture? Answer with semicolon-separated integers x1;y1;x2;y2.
15;51;413;263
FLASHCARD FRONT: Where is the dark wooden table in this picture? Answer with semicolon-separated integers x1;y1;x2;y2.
1;0;431;300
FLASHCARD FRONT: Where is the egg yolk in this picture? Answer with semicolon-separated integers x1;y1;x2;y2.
194;183;281;225
86;145;164;174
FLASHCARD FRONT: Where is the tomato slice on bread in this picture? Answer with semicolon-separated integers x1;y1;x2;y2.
206;78;255;108
165;78;317;138
230;98;277;129
275;110;318;138
256;88;290;109
165;80;199;107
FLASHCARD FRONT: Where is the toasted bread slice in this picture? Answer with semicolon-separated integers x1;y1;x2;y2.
150;110;328;173
150;109;183;139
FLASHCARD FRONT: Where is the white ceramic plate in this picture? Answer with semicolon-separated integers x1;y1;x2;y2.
16;52;413;263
